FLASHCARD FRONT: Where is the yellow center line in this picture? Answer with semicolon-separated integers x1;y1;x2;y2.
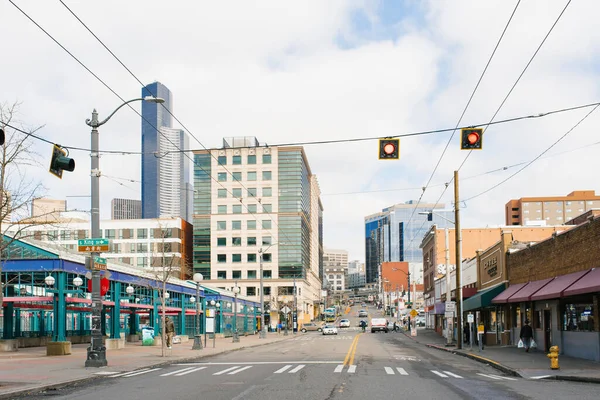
343;334;360;366
348;333;362;366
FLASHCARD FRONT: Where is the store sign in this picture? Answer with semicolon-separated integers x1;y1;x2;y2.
479;247;503;287
484;257;498;278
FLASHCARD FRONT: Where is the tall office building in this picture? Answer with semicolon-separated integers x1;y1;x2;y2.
141;82;192;222
364;201;452;284
192;137;323;324
111;198;142;220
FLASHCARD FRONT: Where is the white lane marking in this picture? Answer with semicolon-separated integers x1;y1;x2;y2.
289;365;305;373
175;361;342;365
110;368;151;378
348;365;357;373
214;366;241;375
530;375;551;380
489;374;517;381
443;371;463;379
95;371;119;375
229;366;252;375
176;367;207;376
334;365;344;373
431;370;448;378
231;385;262;400
122;368;161;378
385;367;395;375
160;367;196;377
396;367;408;375
274;365;293;374
477;373;502;380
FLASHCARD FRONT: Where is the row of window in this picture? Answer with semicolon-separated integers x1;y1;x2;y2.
217;204;272;214
217;220;272;230
217;253;272;263
218;187;272;198
29;228;174;241
218;154;272;166
217;236;272;246
217;171;272;182
216;270;272;280
524;201;596;207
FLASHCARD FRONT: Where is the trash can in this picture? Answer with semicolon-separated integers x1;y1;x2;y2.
142;326;155;346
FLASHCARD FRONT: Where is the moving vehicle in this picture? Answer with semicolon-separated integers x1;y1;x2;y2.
300;322;323;333
370;318;389;333
322;325;338;335
358;310;368;317
339;319;350;328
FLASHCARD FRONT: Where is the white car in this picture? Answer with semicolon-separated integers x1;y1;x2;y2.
339;319;350;328
322;325;338;335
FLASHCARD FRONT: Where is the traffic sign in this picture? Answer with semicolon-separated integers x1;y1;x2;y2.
445;301;455;312
410;309;418;318
467;313;474;323
281;306;291;314
78;238;109;252
93;257;107;271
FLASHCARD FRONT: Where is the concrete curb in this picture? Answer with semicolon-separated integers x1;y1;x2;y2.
0;336;295;399
426;344;520;377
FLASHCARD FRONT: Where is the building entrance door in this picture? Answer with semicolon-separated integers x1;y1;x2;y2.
543;309;552;352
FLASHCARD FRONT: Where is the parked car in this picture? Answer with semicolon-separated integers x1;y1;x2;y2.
300;322;323;333
322;325;338;335
339;319;350;328
371;318;389;333
358;310;368;317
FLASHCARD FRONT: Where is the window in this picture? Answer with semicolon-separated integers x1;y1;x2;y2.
247;237;257;246
232;254;242;263
217;271;227;279
262;220;272;229
218;172;227;182
264;286;271;295
232;172;242;181
248;204;257;213
217;221;226;230
262;204;272;213
218;205;227;214
217;238;226;247
247;171;257;181
105;229;116;239
233;205;242;214
218;189;227;198
263;270;272;279
136;243;148;253
247;270;257;279
262;236;272;246
232;155;241;165
329;274;334;279
217;254;226;263
262;154;271;164
511;207;519;211
232;220;241;230
562;301;597;332
247;253;257;262
218;155;227;165
137;257;147;268
246;287;256;296
263;253;272;262
232;188;242;198
232;270;242;279
262;171;272;180
247;188;257;197
263;187;272;197
248;155;256;164
247;220;257;230
137;228;147;239
232;237;242;246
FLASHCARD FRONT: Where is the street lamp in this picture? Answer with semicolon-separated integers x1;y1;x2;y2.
232;283;240;343
258;242;286;339
84;96;164;368
192;273;204;350
45;275;55;286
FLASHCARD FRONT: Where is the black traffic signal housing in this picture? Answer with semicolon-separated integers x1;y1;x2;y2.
49;144;75;179
0;128;4;146
461;128;483;150
378;138;400;159
427;212;433;221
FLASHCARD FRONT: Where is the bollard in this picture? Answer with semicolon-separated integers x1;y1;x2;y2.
547;345;559;370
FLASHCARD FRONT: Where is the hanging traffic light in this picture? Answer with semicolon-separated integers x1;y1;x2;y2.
49;144;75;179
461;128;483;150
0;128;4;146
378;138;400;160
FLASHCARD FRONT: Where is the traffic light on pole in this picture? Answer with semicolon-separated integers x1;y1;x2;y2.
0;128;4;146
460;128;483;150
49;144;75;179
378;138;400;160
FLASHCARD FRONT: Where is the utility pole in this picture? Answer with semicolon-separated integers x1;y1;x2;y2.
454;170;463;350
445;227;452;345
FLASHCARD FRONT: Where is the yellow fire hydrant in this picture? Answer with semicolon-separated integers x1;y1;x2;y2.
547;345;559;370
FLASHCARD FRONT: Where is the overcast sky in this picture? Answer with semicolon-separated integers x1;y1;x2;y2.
2;0;599;262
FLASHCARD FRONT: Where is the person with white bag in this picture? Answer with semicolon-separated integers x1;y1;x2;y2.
519;319;534;352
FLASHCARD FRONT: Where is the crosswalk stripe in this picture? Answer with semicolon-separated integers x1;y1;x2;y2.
431;370;448;378
110;368;151;378
348;365;357;373
160;367;196;377
229;366;252;375
214;366;241;375
122;368;161;378
176;367;207;376
385;367;395;375
443;371;463;379
274;365;293;374
477;373;502;380
396;367;408;376
491;374;517;381
334;365;344;373
289;365;305;373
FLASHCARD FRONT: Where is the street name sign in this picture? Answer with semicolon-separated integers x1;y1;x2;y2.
93;256;107;271
78;238;109;252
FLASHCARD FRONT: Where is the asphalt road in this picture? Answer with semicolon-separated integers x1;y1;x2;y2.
24;305;600;400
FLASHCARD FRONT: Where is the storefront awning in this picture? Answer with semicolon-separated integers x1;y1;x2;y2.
434;302;445;315
508;278;553;303
491;282;528;304
563;268;600;297
531;270;590;301
463;283;506;312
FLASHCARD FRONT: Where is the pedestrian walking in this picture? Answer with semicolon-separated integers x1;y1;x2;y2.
463;322;470;344
519;319;534;352
165;316;175;349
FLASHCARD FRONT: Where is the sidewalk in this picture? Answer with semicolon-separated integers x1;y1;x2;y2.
0;333;293;399
401;328;600;383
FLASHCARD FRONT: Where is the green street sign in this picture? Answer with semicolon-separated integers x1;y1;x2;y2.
78;238;110;252
94;257;107;265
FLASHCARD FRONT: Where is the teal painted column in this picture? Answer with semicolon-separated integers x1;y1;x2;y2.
153;290;160;330
2;303;14;339
110;281;121;339
129;310;137;335
14;309;22;337
52;272;67;342
178;298;185;336
39;311;45;336
79;312;85;336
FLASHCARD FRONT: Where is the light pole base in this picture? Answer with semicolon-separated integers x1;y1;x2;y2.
192;335;203;350
284;329;288;336
85;346;107;368
259;329;267;339
232;332;240;343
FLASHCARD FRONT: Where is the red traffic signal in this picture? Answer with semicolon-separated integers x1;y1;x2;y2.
460;128;483;150
379;139;400;160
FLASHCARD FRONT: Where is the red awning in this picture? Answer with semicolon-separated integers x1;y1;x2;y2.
530;270;591;301
509;278;554;303
491;283;528;304
563;268;600;297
